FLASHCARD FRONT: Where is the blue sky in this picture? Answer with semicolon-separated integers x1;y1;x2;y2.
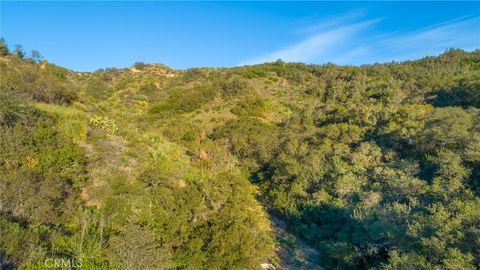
1;2;479;71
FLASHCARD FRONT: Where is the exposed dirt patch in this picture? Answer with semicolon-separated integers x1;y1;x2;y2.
269;211;323;270
257;193;323;270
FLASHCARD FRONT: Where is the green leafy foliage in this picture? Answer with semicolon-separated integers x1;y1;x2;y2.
1;41;480;269
0;97;88;267
0;56;77;104
149;85;217;116
90;116;119;135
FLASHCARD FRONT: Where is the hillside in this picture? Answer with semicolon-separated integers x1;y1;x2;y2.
1;40;480;269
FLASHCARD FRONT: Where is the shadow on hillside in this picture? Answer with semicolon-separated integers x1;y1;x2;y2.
426;82;479;108
267;209;323;270
255;192;323;270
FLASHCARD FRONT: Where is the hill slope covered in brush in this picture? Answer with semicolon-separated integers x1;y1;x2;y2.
1;40;480;269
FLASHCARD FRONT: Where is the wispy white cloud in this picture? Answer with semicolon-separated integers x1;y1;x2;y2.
239;14;480;66
239;16;380;65
295;10;367;35
371;15;480;63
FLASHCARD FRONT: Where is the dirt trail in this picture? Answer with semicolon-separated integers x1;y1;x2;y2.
270;213;323;270
264;207;323;270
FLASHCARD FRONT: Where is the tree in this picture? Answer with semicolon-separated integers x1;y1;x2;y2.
13;44;25;59
30;50;43;63
0;37;9;56
133;61;146;70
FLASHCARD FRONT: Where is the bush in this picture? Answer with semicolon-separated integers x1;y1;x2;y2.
0;57;77;104
231;95;267;117
0;99;86;267
221;75;250;97
149;85;217;116
90;116;119;135
85;78;112;100
133;62;146;70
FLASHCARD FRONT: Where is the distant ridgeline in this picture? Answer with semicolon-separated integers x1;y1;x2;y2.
1;38;479;269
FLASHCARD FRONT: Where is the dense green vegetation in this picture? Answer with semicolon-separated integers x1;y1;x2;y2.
1;38;479;269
